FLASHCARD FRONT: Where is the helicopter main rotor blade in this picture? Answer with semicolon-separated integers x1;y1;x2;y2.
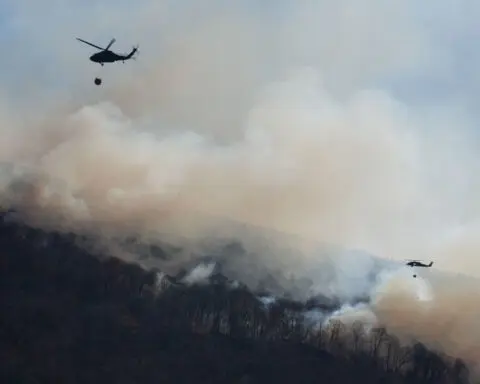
105;38;116;50
76;38;105;51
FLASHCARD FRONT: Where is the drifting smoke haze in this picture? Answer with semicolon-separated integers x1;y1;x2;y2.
1;0;480;375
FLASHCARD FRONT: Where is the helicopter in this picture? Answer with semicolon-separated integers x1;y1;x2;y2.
76;37;139;86
405;259;433;278
76;37;138;66
405;260;433;268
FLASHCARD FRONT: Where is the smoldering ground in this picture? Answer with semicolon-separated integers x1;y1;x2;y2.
1;0;480;375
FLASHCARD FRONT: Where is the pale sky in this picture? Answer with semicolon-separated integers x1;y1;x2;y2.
2;1;480;267
1;0;479;106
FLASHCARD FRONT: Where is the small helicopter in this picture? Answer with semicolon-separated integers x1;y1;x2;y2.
405;260;433;278
76;37;139;85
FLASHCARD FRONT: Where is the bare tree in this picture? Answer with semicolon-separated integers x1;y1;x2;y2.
383;333;412;374
350;320;366;356
369;327;388;364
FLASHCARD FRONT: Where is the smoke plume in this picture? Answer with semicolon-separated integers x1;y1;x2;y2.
1;0;480;374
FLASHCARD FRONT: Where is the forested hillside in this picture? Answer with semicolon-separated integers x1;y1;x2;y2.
0;212;471;383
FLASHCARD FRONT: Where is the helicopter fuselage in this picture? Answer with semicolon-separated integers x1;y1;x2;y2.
406;261;433;268
90;50;123;64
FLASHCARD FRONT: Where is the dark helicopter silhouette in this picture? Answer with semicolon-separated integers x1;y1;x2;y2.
405;259;433;278
76;37;139;66
405;260;433;268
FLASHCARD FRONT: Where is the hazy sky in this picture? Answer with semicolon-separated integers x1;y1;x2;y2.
1;0;480;106
2;0;480;269
0;3;470;86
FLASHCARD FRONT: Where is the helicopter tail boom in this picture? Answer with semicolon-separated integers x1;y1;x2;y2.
124;45;139;60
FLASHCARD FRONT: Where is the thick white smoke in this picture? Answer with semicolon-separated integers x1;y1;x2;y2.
1;0;480;374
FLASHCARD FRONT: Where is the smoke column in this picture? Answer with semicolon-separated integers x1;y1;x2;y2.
1;0;480;374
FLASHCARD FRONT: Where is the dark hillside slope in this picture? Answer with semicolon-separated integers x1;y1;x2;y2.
0;212;471;383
